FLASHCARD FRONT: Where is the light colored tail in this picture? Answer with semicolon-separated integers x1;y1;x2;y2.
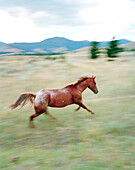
10;93;36;109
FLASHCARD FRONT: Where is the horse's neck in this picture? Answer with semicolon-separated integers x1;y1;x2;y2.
77;80;88;92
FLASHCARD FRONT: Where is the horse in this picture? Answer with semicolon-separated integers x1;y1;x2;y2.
10;76;99;128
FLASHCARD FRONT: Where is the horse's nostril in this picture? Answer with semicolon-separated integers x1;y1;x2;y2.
94;90;98;94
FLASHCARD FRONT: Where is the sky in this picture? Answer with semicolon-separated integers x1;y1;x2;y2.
0;0;135;43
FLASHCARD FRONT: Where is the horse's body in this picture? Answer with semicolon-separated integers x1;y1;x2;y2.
10;76;99;128
35;88;73;108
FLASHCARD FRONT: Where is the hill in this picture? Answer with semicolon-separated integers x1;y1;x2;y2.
98;39;132;47
8;37;90;54
0;45;23;55
0;49;135;169
0;37;132;55
0;41;6;47
120;42;135;51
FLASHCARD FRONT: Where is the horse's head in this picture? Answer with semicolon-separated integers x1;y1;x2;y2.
88;76;99;94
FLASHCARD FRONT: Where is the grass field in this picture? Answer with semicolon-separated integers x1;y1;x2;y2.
0;53;135;169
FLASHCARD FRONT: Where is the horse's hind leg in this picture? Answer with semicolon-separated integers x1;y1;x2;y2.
29;112;43;128
45;109;57;121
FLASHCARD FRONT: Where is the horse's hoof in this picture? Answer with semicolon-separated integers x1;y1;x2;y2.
92;112;95;114
11;156;20;162
29;125;36;128
50;118;57;122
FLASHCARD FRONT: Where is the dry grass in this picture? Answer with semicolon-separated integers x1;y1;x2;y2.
0;53;135;169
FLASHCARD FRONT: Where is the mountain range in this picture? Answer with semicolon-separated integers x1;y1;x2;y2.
0;37;132;55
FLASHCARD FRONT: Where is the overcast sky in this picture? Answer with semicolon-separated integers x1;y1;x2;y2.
0;0;135;43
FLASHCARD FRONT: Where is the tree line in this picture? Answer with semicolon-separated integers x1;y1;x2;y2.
90;38;123;59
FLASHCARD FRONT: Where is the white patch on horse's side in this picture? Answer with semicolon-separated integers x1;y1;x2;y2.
34;91;46;106
59;89;68;93
62;101;64;103
34;88;68;106
49;91;56;97
49;89;67;98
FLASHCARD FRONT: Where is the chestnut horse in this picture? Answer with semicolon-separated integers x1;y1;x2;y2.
10;76;99;128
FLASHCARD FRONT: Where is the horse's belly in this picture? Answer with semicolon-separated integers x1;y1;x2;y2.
49;101;72;107
49;97;73;107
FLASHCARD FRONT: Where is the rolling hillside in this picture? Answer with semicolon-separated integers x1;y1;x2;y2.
0;41;6;47
0;37;132;55
0;48;135;169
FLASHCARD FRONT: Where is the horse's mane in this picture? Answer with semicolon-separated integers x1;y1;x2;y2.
66;76;89;88
73;76;89;86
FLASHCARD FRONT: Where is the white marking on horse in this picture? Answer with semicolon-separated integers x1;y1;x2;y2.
49;91;56;97
34;88;68;106
34;91;46;106
49;89;67;98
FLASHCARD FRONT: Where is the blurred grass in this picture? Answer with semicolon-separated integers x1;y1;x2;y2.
0;54;135;169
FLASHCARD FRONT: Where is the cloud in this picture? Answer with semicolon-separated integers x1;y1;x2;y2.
0;0;135;43
31;11;52;19
78;0;135;40
0;7;41;43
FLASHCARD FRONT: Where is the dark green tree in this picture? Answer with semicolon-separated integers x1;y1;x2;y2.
90;41;100;59
106;38;123;58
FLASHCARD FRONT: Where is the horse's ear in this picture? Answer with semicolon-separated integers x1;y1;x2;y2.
92;75;96;79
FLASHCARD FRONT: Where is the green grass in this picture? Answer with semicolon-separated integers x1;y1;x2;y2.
0;55;135;169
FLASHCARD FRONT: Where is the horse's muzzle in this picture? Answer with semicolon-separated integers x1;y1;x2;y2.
94;90;99;94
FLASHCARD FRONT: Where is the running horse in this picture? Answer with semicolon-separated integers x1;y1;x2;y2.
10;76;99;128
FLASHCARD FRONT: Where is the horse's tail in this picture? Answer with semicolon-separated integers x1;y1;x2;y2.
10;93;36;109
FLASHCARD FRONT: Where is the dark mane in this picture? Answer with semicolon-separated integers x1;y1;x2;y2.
73;76;89;86
65;76;90;88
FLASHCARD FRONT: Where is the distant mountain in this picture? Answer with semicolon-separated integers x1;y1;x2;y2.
98;39;132;47
0;41;6;47
118;39;132;44
0;45;24;55
0;37;133;55
8;37;90;54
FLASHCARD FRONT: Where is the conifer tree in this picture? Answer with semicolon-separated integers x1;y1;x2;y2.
90;41;99;59
106;37;123;58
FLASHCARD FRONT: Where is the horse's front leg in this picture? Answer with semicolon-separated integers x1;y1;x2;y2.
75;106;80;111
77;102;95;114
